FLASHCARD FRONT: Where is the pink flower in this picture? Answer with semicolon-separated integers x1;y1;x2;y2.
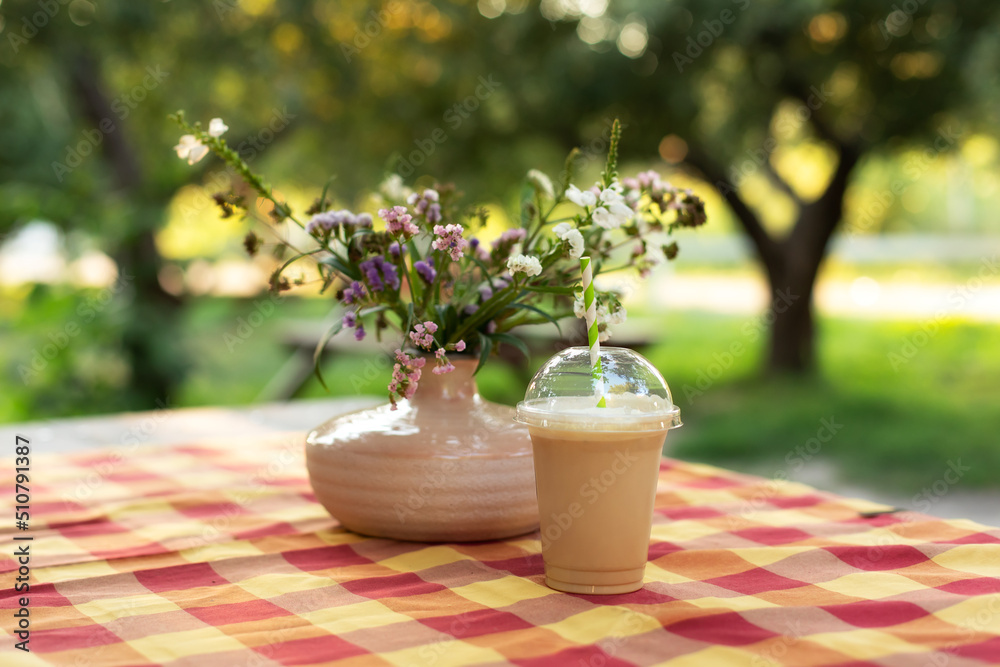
455;340;466;352
378;206;419;237
408;321;438;349
435;348;446;360
388;350;426;409
432;363;455;375
492;228;526;250
431;224;468;261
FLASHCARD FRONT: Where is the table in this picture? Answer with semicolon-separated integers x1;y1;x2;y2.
3;403;1000;666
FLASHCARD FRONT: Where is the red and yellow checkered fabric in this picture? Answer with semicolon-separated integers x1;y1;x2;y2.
3;433;1000;666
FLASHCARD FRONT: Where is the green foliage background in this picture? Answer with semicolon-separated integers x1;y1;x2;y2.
1;0;998;489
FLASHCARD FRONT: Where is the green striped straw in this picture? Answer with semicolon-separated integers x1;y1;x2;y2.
580;256;607;408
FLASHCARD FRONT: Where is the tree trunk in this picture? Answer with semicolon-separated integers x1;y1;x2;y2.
70;53;184;409
686;144;859;375
763;243;818;373
761;147;859;373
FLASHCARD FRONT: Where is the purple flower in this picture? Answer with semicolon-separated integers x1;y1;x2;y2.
342;311;357;328
468;237;489;261
478;284;493;300
356;213;373;228
354;323;365;341
492;228;526;249
380;261;400;290
490;228;527;262
414;258;436;284
360;258;383;292
388;242;401;259
308;209;360;235
341;281;366;305
463;304;479;315
306;211;337;236
407;188;440;217
359;256;399;292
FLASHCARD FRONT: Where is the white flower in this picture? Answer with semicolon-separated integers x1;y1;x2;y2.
506;253;542;277
573;293;585;318
380;174;412;202
603;187;634;216
552;222;584;260
594;303;625;341
208;118;228;137
527;169;555;199
565;184;597;208
173;135;209;165
592;206;620;229
591;186;634;229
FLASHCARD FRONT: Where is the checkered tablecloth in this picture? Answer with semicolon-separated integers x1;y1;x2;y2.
4;432;1000;666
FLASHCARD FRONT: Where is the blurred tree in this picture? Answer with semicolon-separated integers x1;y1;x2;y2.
2;0;999;419
499;0;1000;372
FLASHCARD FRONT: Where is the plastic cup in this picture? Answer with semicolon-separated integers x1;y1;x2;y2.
515;347;681;594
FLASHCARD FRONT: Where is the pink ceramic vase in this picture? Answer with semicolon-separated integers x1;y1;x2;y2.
305;357;538;542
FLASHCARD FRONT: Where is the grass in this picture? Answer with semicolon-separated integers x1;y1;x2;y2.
172;297;1000;492
643;312;1000;491
4;289;997;492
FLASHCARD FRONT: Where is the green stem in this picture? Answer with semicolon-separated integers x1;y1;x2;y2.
450;283;521;342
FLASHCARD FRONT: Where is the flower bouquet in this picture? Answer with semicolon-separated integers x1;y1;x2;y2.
171;113;707;540
170;114;706;405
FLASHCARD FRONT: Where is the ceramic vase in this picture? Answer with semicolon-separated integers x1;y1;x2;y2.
305;358;538;542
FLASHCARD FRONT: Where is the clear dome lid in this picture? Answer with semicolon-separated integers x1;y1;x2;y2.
514;346;681;432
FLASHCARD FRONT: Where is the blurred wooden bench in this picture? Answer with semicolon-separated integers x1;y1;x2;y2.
257;317;658;402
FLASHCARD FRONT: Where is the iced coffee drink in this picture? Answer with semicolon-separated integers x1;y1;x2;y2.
516;348;681;594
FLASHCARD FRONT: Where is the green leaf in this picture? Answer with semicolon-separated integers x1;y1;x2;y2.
320;254;361;281
312;319;344;390
475;331;492;376
319;175;337;211
520;182;536;227
490;332;530;359
403;302;415;336
445;304;459;336
558;147;580;198
349;228;375;241
358;304;389;318
509;302;562;334
470;255;497;289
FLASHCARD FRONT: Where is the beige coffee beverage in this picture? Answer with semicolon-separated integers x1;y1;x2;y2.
516;348;681;595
